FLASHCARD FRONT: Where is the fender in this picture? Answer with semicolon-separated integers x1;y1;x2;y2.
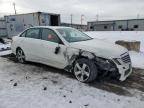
64;48;96;72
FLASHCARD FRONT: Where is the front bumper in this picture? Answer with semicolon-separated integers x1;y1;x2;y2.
116;63;132;81
112;52;132;81
95;52;132;81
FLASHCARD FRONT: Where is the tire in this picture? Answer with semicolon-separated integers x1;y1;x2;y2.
73;58;98;83
16;48;26;63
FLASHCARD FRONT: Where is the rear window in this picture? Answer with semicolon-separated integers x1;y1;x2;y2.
25;28;40;39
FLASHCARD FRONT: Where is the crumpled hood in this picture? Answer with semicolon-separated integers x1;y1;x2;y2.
69;39;128;59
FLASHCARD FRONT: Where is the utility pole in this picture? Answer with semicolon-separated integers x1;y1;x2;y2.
70;14;73;27
13;2;17;15
81;14;84;30
96;14;99;21
137;14;140;19
136;14;140;31
81;14;84;25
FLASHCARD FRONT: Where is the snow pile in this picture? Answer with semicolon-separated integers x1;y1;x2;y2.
85;31;144;69
129;51;144;69
0;57;143;108
0;43;11;50
0;43;11;56
85;31;144;53
0;50;12;56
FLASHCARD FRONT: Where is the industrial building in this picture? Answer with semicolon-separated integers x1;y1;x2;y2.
88;19;144;31
0;12;61;38
61;23;87;31
0;19;7;37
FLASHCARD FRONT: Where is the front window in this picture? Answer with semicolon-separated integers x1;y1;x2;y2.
41;28;60;43
56;28;92;43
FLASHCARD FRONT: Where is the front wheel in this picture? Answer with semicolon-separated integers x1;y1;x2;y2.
74;58;98;83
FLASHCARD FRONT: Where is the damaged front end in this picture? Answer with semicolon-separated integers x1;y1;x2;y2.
64;47;132;81
94;57;120;80
92;55;132;81
64;49;120;80
94;52;132;81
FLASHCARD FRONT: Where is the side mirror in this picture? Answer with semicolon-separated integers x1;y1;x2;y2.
55;46;60;54
58;39;63;45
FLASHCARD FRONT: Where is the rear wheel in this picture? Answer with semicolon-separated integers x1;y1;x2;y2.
16;48;25;63
74;58;98;83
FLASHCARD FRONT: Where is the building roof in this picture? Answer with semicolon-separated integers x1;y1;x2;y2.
88;18;144;23
61;22;87;26
4;11;60;17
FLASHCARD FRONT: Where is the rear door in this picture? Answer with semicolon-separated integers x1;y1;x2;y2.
39;28;68;68
19;28;42;61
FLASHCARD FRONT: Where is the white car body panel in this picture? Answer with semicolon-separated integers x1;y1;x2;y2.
38;40;68;68
11;26;132;81
69;39;128;59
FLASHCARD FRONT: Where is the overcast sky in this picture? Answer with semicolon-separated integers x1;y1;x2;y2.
0;0;144;24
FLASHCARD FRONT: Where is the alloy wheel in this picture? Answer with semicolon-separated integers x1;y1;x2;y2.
16;49;25;63
74;63;90;82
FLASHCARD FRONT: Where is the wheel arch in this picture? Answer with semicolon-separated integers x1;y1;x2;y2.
64;49;96;72
72;50;96;66
16;47;21;52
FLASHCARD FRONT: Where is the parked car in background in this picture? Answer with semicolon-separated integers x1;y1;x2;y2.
11;26;132;83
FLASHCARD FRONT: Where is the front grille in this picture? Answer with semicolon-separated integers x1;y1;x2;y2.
121;52;131;63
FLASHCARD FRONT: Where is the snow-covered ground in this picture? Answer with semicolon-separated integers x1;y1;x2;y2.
0;50;12;56
0;43;11;51
0;33;144;108
129;51;144;69
0;57;143;108
0;42;11;56
85;31;144;69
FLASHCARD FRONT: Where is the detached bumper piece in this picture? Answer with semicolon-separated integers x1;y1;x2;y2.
113;52;132;81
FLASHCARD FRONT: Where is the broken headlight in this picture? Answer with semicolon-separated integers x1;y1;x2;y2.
113;58;121;65
96;57;116;71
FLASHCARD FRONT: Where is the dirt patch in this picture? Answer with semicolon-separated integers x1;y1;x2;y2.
88;68;144;96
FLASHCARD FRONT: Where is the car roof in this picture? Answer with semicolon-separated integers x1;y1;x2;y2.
29;26;72;30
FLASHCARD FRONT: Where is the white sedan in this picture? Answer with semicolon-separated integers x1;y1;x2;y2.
12;26;132;83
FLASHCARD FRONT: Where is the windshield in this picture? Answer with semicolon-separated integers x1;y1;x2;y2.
56;28;93;43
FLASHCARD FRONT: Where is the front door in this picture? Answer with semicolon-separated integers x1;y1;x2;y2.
20;28;42;61
39;28;68;68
